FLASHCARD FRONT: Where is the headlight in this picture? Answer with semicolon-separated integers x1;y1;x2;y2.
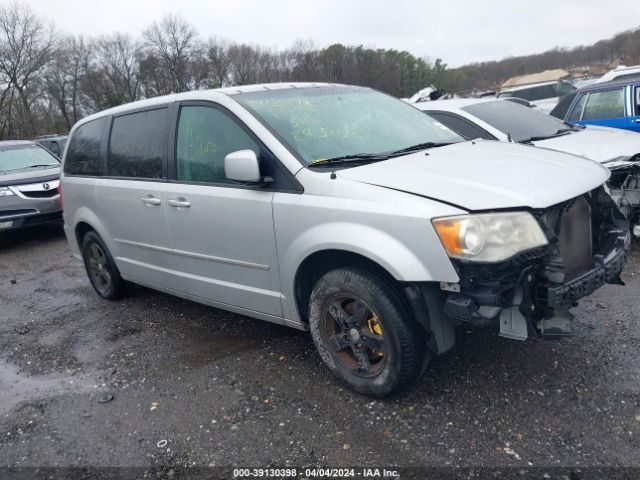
0;187;15;197
432;212;548;262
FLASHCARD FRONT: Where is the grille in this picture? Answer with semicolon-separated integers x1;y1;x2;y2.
544;196;594;280
19;190;58;199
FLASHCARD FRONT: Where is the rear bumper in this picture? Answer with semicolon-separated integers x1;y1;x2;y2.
547;224;630;308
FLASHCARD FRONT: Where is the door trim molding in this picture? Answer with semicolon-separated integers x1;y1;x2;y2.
114;238;270;270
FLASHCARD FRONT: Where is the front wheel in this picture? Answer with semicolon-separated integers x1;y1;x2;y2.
309;267;428;397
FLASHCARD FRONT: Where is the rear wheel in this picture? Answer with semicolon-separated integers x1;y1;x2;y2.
81;231;125;300
309;267;428;397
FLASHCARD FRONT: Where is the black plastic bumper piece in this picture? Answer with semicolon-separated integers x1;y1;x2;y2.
547;227;630;308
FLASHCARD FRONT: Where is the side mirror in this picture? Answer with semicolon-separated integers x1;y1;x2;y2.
224;150;262;183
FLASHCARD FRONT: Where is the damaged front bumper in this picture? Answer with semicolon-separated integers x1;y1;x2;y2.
440;187;630;341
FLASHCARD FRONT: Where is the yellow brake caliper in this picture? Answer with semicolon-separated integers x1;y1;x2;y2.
367;316;384;357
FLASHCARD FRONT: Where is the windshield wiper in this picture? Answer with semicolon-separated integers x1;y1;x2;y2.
386;141;454;156
309;153;387;167
27;164;59;168
519;128;575;143
309;142;455;167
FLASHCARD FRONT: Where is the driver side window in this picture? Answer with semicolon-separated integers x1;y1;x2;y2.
176;105;260;184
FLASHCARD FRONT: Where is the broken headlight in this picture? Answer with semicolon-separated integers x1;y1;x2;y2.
432;212;548;262
0;187;15;197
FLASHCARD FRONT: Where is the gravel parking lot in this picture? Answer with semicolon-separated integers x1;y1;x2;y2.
1;226;639;478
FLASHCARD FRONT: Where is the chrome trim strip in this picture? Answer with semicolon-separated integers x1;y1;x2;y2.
0;210;40;220
114;238;270;271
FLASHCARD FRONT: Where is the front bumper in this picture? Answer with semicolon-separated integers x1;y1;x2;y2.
442;190;630;332
0;211;63;230
547;225;629;308
0;195;62;231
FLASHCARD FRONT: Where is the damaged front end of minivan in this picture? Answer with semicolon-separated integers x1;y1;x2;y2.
430;186;630;346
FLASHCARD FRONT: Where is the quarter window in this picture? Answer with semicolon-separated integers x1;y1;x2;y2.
567;94;587;122
176;105;260;184
64;117;107;176
107;108;167;179
581;89;625;121
49;141;60;157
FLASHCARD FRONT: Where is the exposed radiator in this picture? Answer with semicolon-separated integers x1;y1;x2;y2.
544;196;594;281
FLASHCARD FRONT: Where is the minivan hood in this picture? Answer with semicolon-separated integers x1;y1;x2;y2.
338;141;609;211
0;165;60;187
533;126;640;164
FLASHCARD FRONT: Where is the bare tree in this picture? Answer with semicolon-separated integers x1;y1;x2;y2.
0;1;55;137
205;37;232;88
143;14;197;94
95;33;142;103
45;35;89;130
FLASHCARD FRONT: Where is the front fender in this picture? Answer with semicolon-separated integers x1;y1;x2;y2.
278;221;459;322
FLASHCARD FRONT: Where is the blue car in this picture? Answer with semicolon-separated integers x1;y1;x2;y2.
550;77;640;133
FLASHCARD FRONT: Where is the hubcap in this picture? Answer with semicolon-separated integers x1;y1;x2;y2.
87;243;111;292
322;295;386;377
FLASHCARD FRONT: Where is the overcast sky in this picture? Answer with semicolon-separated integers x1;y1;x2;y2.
24;0;640;67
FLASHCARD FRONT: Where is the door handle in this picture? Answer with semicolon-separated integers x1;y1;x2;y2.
141;195;161;206
168;198;191;208
634;119;640;123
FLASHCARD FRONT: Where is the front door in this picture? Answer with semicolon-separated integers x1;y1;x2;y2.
164;103;283;317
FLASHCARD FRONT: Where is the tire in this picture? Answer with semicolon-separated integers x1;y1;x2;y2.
81;231;125;300
308;267;427;398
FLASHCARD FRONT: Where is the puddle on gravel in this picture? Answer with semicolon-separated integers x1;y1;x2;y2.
0;360;95;416
181;337;259;367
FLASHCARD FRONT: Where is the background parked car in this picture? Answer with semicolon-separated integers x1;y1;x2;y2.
0;140;62;231
35;134;68;158
497;79;575;114
550;78;640;133
416;98;640;226
595;65;640;84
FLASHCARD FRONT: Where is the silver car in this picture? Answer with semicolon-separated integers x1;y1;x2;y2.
61;83;630;397
0;141;62;232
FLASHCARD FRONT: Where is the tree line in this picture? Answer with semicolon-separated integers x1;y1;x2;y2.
449;27;640;93
1;1;638;140
0;2;447;139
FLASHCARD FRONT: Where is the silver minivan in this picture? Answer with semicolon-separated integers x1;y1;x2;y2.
61;83;630;397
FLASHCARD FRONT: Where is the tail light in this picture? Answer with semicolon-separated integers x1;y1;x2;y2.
57;182;63;211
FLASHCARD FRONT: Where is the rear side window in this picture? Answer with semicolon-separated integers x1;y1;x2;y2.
582;89;624;121
64;118;107;176
107;108;167;179
426;111;497;140
503;84;557;102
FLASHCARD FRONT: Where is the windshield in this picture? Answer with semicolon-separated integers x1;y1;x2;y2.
234;86;464;165
463;100;573;142
0;144;60;174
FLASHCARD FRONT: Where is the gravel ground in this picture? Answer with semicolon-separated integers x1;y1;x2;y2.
0;226;639;478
